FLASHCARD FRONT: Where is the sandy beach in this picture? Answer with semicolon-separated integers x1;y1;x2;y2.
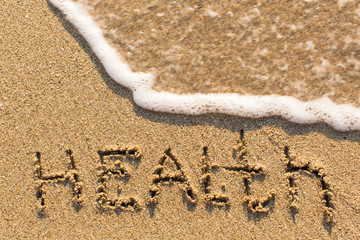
1;0;360;239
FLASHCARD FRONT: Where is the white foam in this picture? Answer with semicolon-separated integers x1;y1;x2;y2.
203;8;219;18
49;0;360;131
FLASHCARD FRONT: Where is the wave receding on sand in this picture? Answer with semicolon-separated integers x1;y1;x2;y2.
49;0;360;131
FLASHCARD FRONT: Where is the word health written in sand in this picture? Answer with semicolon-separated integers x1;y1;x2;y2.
34;131;334;229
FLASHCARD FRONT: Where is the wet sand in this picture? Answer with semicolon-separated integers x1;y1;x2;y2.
80;0;360;106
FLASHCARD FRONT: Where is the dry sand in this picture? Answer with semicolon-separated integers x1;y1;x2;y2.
1;0;360;239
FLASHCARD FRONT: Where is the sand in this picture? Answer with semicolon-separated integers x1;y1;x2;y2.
1;0;360;239
79;0;360;107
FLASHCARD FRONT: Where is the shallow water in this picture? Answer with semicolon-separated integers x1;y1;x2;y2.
49;0;360;131
79;0;360;106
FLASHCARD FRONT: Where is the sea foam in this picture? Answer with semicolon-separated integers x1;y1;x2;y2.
49;0;360;131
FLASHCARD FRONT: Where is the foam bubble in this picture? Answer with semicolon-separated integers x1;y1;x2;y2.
49;0;360;131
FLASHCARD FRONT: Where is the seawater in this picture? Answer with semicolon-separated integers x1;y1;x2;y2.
49;0;360;131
